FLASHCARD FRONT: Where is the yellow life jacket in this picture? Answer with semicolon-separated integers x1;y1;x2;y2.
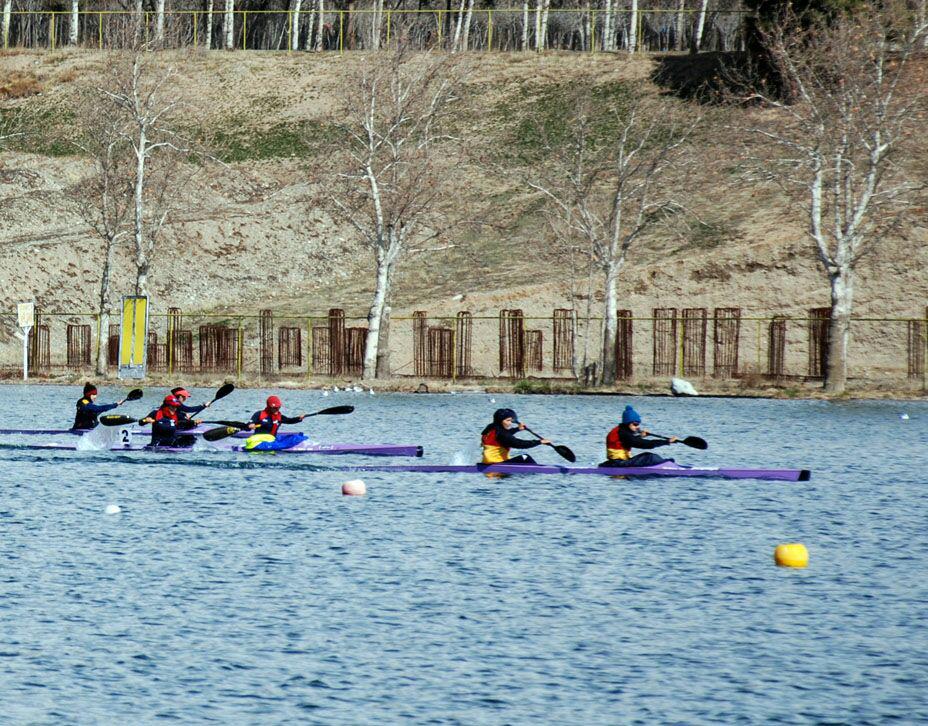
481;427;509;464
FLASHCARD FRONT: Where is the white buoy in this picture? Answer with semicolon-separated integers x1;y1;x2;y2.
671;377;699;396
900;413;909;420
104;504;122;515
490;398;496;403
342;479;366;496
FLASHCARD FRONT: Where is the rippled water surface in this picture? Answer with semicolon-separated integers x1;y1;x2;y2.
0;385;926;723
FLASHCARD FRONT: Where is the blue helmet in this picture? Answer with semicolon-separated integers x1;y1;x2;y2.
493;408;518;425
621;405;641;425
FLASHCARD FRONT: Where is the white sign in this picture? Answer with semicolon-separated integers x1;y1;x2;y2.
17;302;35;329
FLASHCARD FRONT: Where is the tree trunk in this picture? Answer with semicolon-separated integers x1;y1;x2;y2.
599;262;620;385
95;239;116;375
313;0;324;50
824;268;854;394
290;0;302;50
371;0;383;49
376;305;391;377
134;0;143;43
628;0;638;53
363;252;393;379
539;0;551;51
603;0;613;51
205;0;213;48
3;0;13;49
69;0;79;45
223;0;234;49
534;0;542;50
521;0;529;51
461;0;474;51
155;0;165;43
452;0;465;51
134;128;149;298
674;0;685;51
693;0;708;52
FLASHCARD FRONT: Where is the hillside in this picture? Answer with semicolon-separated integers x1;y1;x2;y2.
0;49;926;387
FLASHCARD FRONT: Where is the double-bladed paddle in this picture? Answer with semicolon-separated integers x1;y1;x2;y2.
522;425;576;463
97;389;144;426
650;433;708;450
202;405;356;442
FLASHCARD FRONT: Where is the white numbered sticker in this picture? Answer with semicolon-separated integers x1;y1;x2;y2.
120;428;131;447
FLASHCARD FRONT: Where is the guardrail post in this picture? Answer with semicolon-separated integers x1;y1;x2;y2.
338;10;343;54
194;11;198;47
98;11;103;49
487;10;492;51
242;10;247;50
50;12;55;50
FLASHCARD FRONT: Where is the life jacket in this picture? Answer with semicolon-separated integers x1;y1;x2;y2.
606;425;631;461
151;406;179;446
256;408;283;436
73;397;97;430
481;424;509;464
155;406;178;423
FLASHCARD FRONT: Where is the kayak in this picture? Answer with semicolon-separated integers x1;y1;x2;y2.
0;425;252;438
333;461;811;482
5;441;424;457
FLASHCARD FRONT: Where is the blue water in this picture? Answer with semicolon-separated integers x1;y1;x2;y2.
0;386;926;723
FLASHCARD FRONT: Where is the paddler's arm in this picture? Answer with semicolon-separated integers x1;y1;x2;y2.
180;403;207;415
82;401;122;415
498;428;545;449
280;414;304;424
620;430;676;450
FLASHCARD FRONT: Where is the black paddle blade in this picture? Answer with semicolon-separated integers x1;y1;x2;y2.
312;405;355;416
682;436;708;450
125;388;144;401
203;426;239;442
552;444;577;463
99;415;138;427
213;383;235;401
204;420;250;430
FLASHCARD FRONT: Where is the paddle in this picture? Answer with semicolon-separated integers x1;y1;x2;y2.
97;389;145;426
522;425;577;463
202;405;356;442
205;383;235;406
650;433;708;450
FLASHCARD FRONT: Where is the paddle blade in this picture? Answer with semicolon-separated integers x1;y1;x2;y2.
125;388;144;402
99;415;138;427
203;426;239;442
682;436;708;450
552;444;577;463
311;405;355;416
213;383;235;401
204;420;250;430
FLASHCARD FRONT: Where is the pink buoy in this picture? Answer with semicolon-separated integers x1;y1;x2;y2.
342;479;366;496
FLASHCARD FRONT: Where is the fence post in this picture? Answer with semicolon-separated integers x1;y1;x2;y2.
237;319;244;378
591;10;596;53
50;12;55;50
487;9;492;51
242;11;247;50
451;317;457;383
194;11;198;47
98;12;103;49
437;10;442;47
338;10;344;54
167;312;175;375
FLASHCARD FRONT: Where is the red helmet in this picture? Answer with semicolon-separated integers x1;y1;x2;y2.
172;388;191;399
163;395;181;408
266;395;282;409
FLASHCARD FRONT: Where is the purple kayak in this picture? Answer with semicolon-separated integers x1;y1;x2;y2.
336;460;810;482
9;441;424;457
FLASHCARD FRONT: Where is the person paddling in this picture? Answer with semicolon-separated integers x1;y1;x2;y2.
248;396;307;436
72;383;130;431
600;405;677;468
481;408;551;465
149;395;196;449
171;387;209;426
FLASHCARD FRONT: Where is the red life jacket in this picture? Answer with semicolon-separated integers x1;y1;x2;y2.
155;406;178;422
258;408;283;435
606;425;630;461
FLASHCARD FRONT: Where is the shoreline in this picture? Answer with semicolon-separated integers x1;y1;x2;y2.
1;373;925;402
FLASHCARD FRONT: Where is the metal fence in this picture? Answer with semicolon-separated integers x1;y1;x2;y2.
2;305;926;389
1;8;748;54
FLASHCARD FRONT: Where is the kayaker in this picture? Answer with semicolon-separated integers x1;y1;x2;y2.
72;382;129;431
600;405;677;468
481;408;550;465
172;387;209;426
149;395;196;449
248;396;307;436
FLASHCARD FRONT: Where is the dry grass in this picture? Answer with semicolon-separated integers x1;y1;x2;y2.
0;71;43;99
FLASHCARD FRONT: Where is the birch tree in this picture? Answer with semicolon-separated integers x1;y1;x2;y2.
290;0;302;51
331;52;462;379
313;0;324;50
96;48;203;297
527;93;700;385
738;4;928;393
223;0;234;49
69;0;79;45
205;0;214;48
72;92;135;375
155;0;166;43
2;0;13;49
693;0;709;51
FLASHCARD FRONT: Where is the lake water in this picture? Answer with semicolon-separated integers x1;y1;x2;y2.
0;385;926;723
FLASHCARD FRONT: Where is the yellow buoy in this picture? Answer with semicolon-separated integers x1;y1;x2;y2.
774;543;809;568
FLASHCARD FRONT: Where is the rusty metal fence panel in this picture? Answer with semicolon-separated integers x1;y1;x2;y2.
615;310;633;380
808;307;831;379
108;324;119;367
525;330;543;372
767;316;787;378
499;309;526;378
66;324;92;368
278;327;303;369
199;325;238;373
652;308;677;376
682;308;707;377
259;309;274;376
148;331;167;371
413;311;428;376
455;312;473;377
329;309;347;376
29;324;50;371
553;309;575;373
347;327;367;377
428;327;453;379
713;307;741;379
312;327;331;375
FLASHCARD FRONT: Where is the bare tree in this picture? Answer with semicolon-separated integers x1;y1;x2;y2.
223;0;234;49
2;0;12;49
206;0;214;48
72;91;136;375
738;4;928;393
156;0;166;43
527;93;700;384
330;51;462;379
95;48;204;297
69;0;79;45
